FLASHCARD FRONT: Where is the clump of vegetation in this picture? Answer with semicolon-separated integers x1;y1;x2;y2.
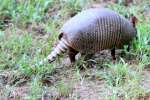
56;80;74;97
102;59;129;86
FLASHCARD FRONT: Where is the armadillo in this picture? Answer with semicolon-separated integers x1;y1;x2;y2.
47;8;137;63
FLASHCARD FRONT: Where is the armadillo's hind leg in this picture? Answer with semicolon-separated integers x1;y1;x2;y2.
68;47;79;63
111;48;116;60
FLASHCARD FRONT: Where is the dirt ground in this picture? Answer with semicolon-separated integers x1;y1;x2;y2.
0;0;150;100
0;50;150;100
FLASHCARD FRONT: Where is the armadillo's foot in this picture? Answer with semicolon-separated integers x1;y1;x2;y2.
68;47;79;63
111;48;116;60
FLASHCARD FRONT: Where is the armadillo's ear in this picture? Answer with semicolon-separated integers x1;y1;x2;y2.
130;15;138;27
58;32;63;40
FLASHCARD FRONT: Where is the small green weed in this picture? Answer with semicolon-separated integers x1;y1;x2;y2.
27;75;42;99
56;80;73;97
102;59;129;86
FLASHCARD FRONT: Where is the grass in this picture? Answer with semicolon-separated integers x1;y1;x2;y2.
0;0;150;99
102;59;129;87
56;80;74;97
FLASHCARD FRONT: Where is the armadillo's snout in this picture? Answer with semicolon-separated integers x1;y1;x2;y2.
47;54;56;63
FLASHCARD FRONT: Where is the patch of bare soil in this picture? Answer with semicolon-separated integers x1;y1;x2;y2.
142;65;150;89
38;67;111;100
70;79;109;100
140;69;150;100
0;83;29;100
8;85;29;100
0;70;29;99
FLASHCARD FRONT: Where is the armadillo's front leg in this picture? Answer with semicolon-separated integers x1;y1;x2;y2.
68;47;79;63
111;48;116;60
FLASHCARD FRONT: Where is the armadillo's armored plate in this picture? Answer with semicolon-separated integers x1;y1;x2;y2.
60;8;136;53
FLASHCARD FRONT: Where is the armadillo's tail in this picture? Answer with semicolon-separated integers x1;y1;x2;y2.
130;15;138;28
47;38;69;63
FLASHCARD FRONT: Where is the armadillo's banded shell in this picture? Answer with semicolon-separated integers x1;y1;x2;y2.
60;8;136;53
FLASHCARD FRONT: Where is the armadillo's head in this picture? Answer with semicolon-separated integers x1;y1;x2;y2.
47;53;56;63
47;32;68;63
